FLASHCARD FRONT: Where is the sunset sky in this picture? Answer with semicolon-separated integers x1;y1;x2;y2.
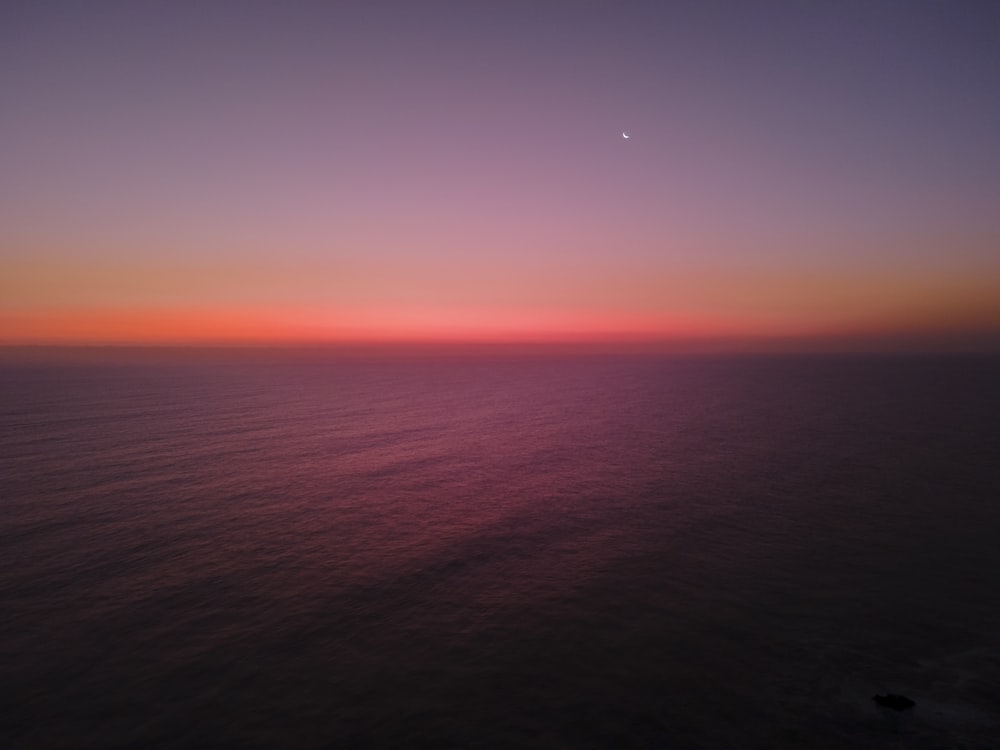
2;1;999;349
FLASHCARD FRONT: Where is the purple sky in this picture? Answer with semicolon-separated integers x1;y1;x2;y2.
2;1;999;346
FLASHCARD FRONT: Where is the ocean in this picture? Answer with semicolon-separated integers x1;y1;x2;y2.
2;351;999;749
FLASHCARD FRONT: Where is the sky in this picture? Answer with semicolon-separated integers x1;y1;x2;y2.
2;0;999;350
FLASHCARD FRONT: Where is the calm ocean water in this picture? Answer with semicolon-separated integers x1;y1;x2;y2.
2;352;999;749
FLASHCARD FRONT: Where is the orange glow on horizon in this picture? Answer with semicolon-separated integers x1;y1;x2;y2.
2;303;999;351
0;305;807;344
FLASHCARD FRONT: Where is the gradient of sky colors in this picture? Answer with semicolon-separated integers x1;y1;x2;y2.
2;1;999;349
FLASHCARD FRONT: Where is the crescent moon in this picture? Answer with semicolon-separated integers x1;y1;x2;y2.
622;131;630;139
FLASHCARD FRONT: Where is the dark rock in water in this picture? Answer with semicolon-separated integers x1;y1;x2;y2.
873;694;916;711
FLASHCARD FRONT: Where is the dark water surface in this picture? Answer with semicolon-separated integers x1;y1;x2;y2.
2;352;999;748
